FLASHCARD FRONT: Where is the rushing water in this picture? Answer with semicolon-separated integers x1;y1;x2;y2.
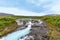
0;21;32;40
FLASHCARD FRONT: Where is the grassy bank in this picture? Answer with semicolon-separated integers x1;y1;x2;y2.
0;16;16;31
0;23;18;37
0;16;18;37
40;15;60;40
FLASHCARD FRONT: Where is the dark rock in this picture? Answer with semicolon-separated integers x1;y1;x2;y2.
16;19;49;40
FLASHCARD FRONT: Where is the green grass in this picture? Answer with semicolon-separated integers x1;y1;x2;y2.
0;16;18;37
0;15;60;40
40;15;60;40
0;16;16;31
40;15;60;28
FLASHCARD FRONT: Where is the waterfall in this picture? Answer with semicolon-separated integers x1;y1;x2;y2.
0;21;32;40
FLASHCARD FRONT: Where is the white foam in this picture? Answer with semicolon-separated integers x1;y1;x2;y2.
0;37;5;40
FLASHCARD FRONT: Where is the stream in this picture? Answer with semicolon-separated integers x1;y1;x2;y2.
0;21;32;40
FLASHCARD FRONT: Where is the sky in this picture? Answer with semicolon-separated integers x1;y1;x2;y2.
0;0;60;16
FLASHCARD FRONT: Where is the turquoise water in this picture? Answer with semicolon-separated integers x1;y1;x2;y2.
4;21;32;40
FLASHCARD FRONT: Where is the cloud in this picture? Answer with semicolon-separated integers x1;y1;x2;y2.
50;0;60;14
0;7;45;16
26;0;53;6
25;0;60;14
43;0;60;14
21;0;56;13
0;0;60;16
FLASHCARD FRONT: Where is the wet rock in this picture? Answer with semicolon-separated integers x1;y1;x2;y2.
27;22;49;40
16;19;49;40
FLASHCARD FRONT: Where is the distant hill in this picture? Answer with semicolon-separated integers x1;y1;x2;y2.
45;14;58;16
0;13;14;16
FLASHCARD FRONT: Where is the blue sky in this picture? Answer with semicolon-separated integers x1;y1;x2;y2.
0;0;60;16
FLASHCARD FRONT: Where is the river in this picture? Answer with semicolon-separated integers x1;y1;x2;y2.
0;21;32;40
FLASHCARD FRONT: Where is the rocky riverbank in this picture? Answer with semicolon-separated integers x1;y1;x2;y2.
19;20;49;40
